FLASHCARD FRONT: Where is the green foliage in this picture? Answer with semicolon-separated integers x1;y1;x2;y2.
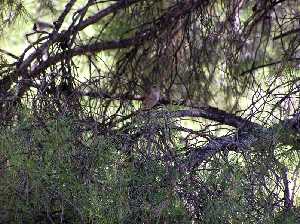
0;116;189;223
0;116;118;222
0;115;299;223
274;209;300;224
100;14;133;41
0;0;29;35
123;158;189;224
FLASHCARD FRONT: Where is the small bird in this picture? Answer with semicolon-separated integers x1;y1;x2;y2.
142;85;160;110
33;20;54;32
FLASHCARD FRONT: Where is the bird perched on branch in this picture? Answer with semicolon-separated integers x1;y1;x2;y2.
142;85;160;110
33;20;54;32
